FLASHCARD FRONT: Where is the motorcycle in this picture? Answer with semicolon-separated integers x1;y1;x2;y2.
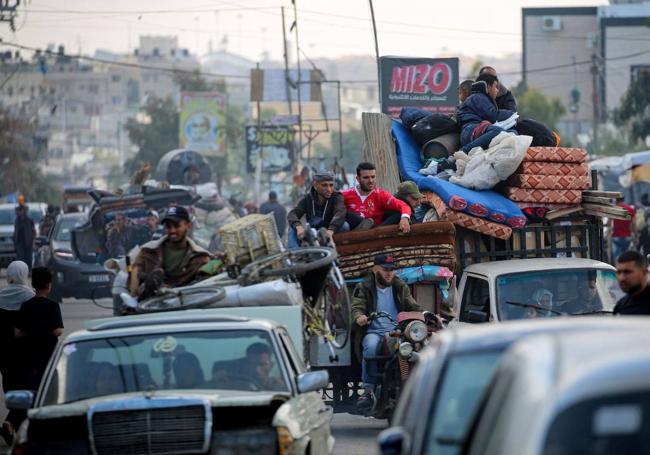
362;310;441;420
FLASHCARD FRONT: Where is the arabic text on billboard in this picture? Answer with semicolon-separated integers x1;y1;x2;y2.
246;125;295;173
379;57;459;119
179;92;226;157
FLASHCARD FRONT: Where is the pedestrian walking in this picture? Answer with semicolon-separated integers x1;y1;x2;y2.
259;191;288;237
0;260;35;445
13;204;36;271
614;250;650;315
15;267;64;391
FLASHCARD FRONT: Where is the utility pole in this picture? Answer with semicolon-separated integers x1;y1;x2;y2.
590;53;600;153
281;7;293;117
291;0;304;161
368;0;381;105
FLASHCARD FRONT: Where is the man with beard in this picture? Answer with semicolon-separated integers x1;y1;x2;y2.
130;206;211;299
614;250;650;315
350;254;421;411
342;162;412;233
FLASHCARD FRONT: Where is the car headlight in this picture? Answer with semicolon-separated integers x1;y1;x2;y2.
54;249;74;260
398;342;414;358
404;320;427;343
277;426;294;455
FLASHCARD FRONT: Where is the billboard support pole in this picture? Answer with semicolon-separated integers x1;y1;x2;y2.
291;0;305;160
368;0;381;105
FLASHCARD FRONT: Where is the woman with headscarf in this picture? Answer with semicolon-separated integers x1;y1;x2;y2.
0;260;35;444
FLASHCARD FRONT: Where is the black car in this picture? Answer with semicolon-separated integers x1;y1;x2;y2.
35;212;113;301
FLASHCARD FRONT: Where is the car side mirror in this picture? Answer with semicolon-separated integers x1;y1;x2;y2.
296;370;329;394
467;309;489;323
5;390;34;410
377;426;409;455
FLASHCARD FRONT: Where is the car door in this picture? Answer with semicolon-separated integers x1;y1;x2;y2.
275;328;333;455
458;275;491;323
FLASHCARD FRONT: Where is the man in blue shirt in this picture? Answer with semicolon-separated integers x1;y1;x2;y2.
350;254;421;411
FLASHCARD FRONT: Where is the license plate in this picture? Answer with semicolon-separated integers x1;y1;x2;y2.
88;274;110;283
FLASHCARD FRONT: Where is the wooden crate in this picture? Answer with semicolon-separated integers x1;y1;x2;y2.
220;213;281;265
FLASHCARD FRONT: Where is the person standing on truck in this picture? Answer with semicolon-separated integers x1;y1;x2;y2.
351;254;421;411
478;66;517;111
260;191;287;238
286;171;347;248
129;206;211;300
342;162;412;233
614;251;650;315
13;204;36;271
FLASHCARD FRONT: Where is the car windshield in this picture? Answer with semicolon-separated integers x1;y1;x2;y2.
496;268;621;320
42;330;289;405
53;216;84;241
425;350;503;454
0;209;14;225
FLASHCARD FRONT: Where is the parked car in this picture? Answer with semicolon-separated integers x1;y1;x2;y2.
6;311;334;455
463;328;650;455
35;212;113;301
378;317;650;455
452;258;622;323
0;202;47;268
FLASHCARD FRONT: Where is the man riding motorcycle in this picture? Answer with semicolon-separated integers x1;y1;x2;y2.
350;254;421;411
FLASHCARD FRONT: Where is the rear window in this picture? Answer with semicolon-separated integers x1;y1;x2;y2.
544;390;650;454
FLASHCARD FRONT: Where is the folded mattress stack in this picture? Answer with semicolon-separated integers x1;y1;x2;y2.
503;147;590;208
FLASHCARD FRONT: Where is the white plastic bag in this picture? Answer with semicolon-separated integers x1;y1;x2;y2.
449;132;533;190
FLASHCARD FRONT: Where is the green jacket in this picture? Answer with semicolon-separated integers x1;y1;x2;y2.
351;272;421;322
351;272;421;361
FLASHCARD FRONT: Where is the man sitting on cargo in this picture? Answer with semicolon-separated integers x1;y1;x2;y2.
342;162;412;233
286;171;347;248
129;206;211;299
382;181;424;225
351;254;421;412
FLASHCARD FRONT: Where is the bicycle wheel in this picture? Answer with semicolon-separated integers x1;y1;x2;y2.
322;265;350;349
136;285;227;313
239;247;336;284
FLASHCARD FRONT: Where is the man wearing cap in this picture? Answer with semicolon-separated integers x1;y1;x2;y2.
129;206;211;299
382;181;424;225
286;171;347;248
260;191;287;237
350;254;421;411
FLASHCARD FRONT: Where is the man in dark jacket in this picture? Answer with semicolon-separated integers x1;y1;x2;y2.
13;204;36;271
286;171;346;248
614;250;650;315
351;254;421;410
479;66;517;111
259;191;287;237
457;73;517;152
382;181;424;225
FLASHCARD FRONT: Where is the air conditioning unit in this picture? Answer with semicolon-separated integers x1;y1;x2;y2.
542;16;562;31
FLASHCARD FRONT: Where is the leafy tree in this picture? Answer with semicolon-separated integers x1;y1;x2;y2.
0;109;60;203
614;71;650;144
513;85;567;131
124;96;179;174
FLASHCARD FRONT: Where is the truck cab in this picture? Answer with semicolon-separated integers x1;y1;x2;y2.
454;258;622;323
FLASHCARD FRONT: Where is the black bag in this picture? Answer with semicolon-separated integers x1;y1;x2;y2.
515;119;558;147
399;107;432;130
411;114;459;148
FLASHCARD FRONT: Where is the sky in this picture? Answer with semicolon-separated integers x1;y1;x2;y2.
3;0;608;62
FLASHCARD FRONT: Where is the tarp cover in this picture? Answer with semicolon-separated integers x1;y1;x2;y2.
392;121;527;228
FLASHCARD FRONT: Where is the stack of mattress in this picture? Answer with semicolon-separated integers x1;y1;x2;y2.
504;147;590;209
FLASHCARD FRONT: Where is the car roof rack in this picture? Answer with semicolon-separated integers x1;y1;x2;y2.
85;313;250;332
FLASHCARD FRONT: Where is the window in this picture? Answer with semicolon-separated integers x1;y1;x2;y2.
111;74;121;83
459;276;490;322
43;330;290;405
112;96;122;106
544;390;650;454
88;84;99;94
425;350;503;454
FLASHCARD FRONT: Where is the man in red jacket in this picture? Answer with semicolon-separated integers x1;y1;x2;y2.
342;162;411;233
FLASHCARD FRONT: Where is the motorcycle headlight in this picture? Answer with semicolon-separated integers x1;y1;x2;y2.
398;342;414;358
405;320;427;343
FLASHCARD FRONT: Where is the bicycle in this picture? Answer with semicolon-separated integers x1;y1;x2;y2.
236;223;351;355
122;284;227;314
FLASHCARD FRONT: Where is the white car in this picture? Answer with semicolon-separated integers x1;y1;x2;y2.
6;312;335;455
464;327;650;455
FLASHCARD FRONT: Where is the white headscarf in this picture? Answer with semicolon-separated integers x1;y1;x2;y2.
0;260;35;311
